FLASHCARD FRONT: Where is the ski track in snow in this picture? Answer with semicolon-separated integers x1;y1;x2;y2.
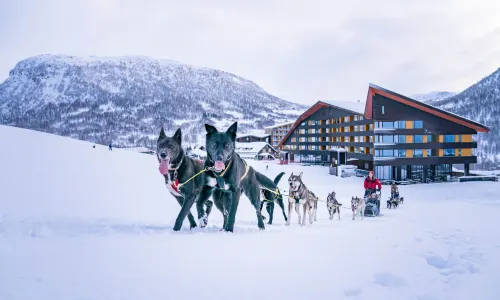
1;124;500;300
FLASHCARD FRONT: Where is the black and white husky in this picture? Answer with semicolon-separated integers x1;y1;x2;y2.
326;191;342;220
351;196;365;220
287;172;319;226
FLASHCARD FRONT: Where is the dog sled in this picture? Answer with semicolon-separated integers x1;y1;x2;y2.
364;189;381;217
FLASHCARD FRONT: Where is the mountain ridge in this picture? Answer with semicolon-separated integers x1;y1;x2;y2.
0;54;307;147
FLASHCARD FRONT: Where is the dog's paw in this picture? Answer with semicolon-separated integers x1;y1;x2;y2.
198;217;208;228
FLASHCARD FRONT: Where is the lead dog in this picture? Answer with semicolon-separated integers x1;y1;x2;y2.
351;196;365;220
156;127;214;231
201;122;280;232
287;172;319;226
326;191;342;220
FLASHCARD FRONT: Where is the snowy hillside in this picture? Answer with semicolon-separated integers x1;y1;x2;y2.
0;54;307;147
412;91;457;105
1;124;500;300
424;68;500;168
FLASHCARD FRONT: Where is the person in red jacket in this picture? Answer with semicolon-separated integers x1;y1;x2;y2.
364;170;381;196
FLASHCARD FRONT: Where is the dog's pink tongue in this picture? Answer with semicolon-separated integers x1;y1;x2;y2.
159;160;170;175
215;161;225;171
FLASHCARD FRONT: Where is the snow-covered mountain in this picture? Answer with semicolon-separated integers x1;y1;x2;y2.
0;54;307;147
412;91;457;105
421;68;500;169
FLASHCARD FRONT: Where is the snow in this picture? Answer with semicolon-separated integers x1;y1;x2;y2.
237;132;270;139
1;124;500;300
320;100;366;115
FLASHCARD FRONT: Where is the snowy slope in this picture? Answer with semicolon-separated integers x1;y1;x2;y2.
0;54;307;147
423;68;500;168
412;91;457;105
1;125;500;300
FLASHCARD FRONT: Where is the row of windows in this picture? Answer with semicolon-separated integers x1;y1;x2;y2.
375;134;467;143
376;149;464;158
296;125;372;135
374;120;423;129
295;136;372;143
375;135;433;143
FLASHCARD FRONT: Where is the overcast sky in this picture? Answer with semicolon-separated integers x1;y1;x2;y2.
1;0;499;105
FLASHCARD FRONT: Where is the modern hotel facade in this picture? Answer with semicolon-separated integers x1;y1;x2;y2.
279;84;490;182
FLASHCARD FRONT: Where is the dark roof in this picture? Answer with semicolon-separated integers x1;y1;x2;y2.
366;84;490;133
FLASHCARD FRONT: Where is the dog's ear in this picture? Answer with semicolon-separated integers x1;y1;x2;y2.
173;128;182;144
205;124;218;135
226;122;238;138
159;127;166;140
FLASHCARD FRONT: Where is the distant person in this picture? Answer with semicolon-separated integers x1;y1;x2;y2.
109;143;112;151
266;164;268;170
93;145;96;148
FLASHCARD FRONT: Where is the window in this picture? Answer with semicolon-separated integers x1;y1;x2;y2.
398;135;406;143
458;149;462;156
382;106;385;114
355;136;360;142
300;137;306;142
325;128;330;133
300;145;306;150
398;121;406;128
382;135;394;143
444;135;455;143
413;149;423;157
414;120;423;128
382;122;394;128
326;119;330;125
425;149;431;157
398;149;406;157
427;135;433;142
369;136;374;142
444;149;455;156
414;135;424;143
354;115;359;121
300;122;306;126
457;135;462;142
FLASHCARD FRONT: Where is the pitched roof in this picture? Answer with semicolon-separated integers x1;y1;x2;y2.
277;101;366;148
235;142;276;154
366;84;490;133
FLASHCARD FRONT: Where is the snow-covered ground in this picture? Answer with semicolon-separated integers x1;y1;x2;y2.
1;124;500;300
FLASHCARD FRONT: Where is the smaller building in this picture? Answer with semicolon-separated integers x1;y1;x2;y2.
236;133;270;143
264;121;294;149
235;142;277;160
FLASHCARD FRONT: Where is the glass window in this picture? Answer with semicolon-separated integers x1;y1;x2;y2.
427;135;433;142
398;121;406;128
382;122;394;128
458;149;462;156
444;149;455;156
457;135;462;142
344;116;349;122
398;135;406;143
414;120;423;128
414;135;423;143
425;149;431;156
398;149;406;157
444;135;455;143
382;149;394;157
300;122;306;126
382;135;394;143
326;119;330;125
414;149;423;157
382;106;385;114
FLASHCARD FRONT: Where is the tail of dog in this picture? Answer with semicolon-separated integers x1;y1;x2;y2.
273;172;285;185
255;171;280;191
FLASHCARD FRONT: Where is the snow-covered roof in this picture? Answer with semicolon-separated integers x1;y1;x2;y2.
235;142;276;154
319;100;366;115
264;121;295;129
237;133;270;139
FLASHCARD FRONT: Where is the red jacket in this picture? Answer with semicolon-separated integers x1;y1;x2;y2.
364;177;382;190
